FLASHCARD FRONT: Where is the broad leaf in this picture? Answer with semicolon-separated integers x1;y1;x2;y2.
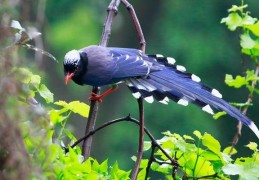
55;100;89;117
240;34;256;49
202;133;221;157
38;84;54;103
221;12;242;31
245;23;259;36
225;74;247;88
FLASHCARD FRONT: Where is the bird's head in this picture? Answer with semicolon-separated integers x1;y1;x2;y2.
63;50;87;85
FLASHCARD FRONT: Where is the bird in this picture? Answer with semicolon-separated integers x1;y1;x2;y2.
64;45;259;139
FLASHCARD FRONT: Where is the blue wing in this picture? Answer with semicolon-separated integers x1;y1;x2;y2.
107;47;163;83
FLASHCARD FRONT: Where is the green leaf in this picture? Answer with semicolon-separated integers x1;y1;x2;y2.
38;84;54;103
16;68;33;84
193;130;202;139
246;142;258;151
225;74;247;88
99;159;108;173
228;4;248;12
245;23;259;36
223;146;237;155
222;164;243;175
139;159;149;169
183;134;194;141
202;133;221;157
110;161;130;179
64;129;77;142
49;110;63;124
221;12;243;31
242;13;257;25
230;102;252;108
137;169;146;180
223;163;259;180
201;151;221;161
144;141;151;151
240;34;256;49
55;100;90;117
30;74;41;87
213;111;227;120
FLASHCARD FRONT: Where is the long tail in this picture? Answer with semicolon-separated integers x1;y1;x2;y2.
126;54;259;139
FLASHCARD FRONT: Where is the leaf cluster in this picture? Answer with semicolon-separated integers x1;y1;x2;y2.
139;131;259;179
214;2;259;119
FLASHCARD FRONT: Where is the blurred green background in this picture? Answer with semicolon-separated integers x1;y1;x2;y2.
4;0;259;170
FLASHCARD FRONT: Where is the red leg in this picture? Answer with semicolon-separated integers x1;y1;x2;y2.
89;86;118;103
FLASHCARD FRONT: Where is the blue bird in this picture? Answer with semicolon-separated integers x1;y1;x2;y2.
64;45;259;139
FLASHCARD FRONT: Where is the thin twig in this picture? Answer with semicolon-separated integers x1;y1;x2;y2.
145;143;156;180
229;63;259;154
131;98;145;180
99;0;121;47
82;87;100;158
121;0;146;51
82;0;121;159
119;1;146;178
69;115;178;167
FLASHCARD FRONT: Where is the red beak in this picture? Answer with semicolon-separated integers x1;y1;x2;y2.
65;73;74;85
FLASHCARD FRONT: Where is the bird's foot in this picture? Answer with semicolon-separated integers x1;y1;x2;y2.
89;93;103;103
88;86;118;103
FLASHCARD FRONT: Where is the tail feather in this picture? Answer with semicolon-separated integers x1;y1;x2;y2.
126;66;259;139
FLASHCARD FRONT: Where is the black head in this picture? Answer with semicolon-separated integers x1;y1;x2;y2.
64;50;88;85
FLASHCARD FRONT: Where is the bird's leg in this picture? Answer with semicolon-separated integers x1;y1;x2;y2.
89;84;118;103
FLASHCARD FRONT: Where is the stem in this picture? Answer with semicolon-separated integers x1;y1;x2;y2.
69;115;178;167
229;63;259;154
121;0;146;51
145;143;156;180
82;0;121;160
131;98;145;180
82;87;100;158
119;1;146;178
99;0;121;47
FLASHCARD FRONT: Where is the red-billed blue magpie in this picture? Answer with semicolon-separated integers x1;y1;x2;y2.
64;45;259;139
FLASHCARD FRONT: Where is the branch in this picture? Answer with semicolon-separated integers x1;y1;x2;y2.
69;115;178;167
121;0;146;51
82;87;100;158
145;143;156;180
229;63;259;154
82;0;121;159
131;97;145;179
119;1;146;178
99;0;121;47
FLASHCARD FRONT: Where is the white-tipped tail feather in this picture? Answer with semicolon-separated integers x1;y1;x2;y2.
249;121;259;139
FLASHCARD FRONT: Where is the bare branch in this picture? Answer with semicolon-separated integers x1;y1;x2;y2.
131;98;145;179
69;115;179;168
118;1;147;178
82;0;121;159
229;63;259;154
99;0;121;47
145;143;156;180
121;0;146;51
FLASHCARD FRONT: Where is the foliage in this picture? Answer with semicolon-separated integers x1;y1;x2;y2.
20;68;131;179
0;20;130;179
138;131;259;179
214;2;259;119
